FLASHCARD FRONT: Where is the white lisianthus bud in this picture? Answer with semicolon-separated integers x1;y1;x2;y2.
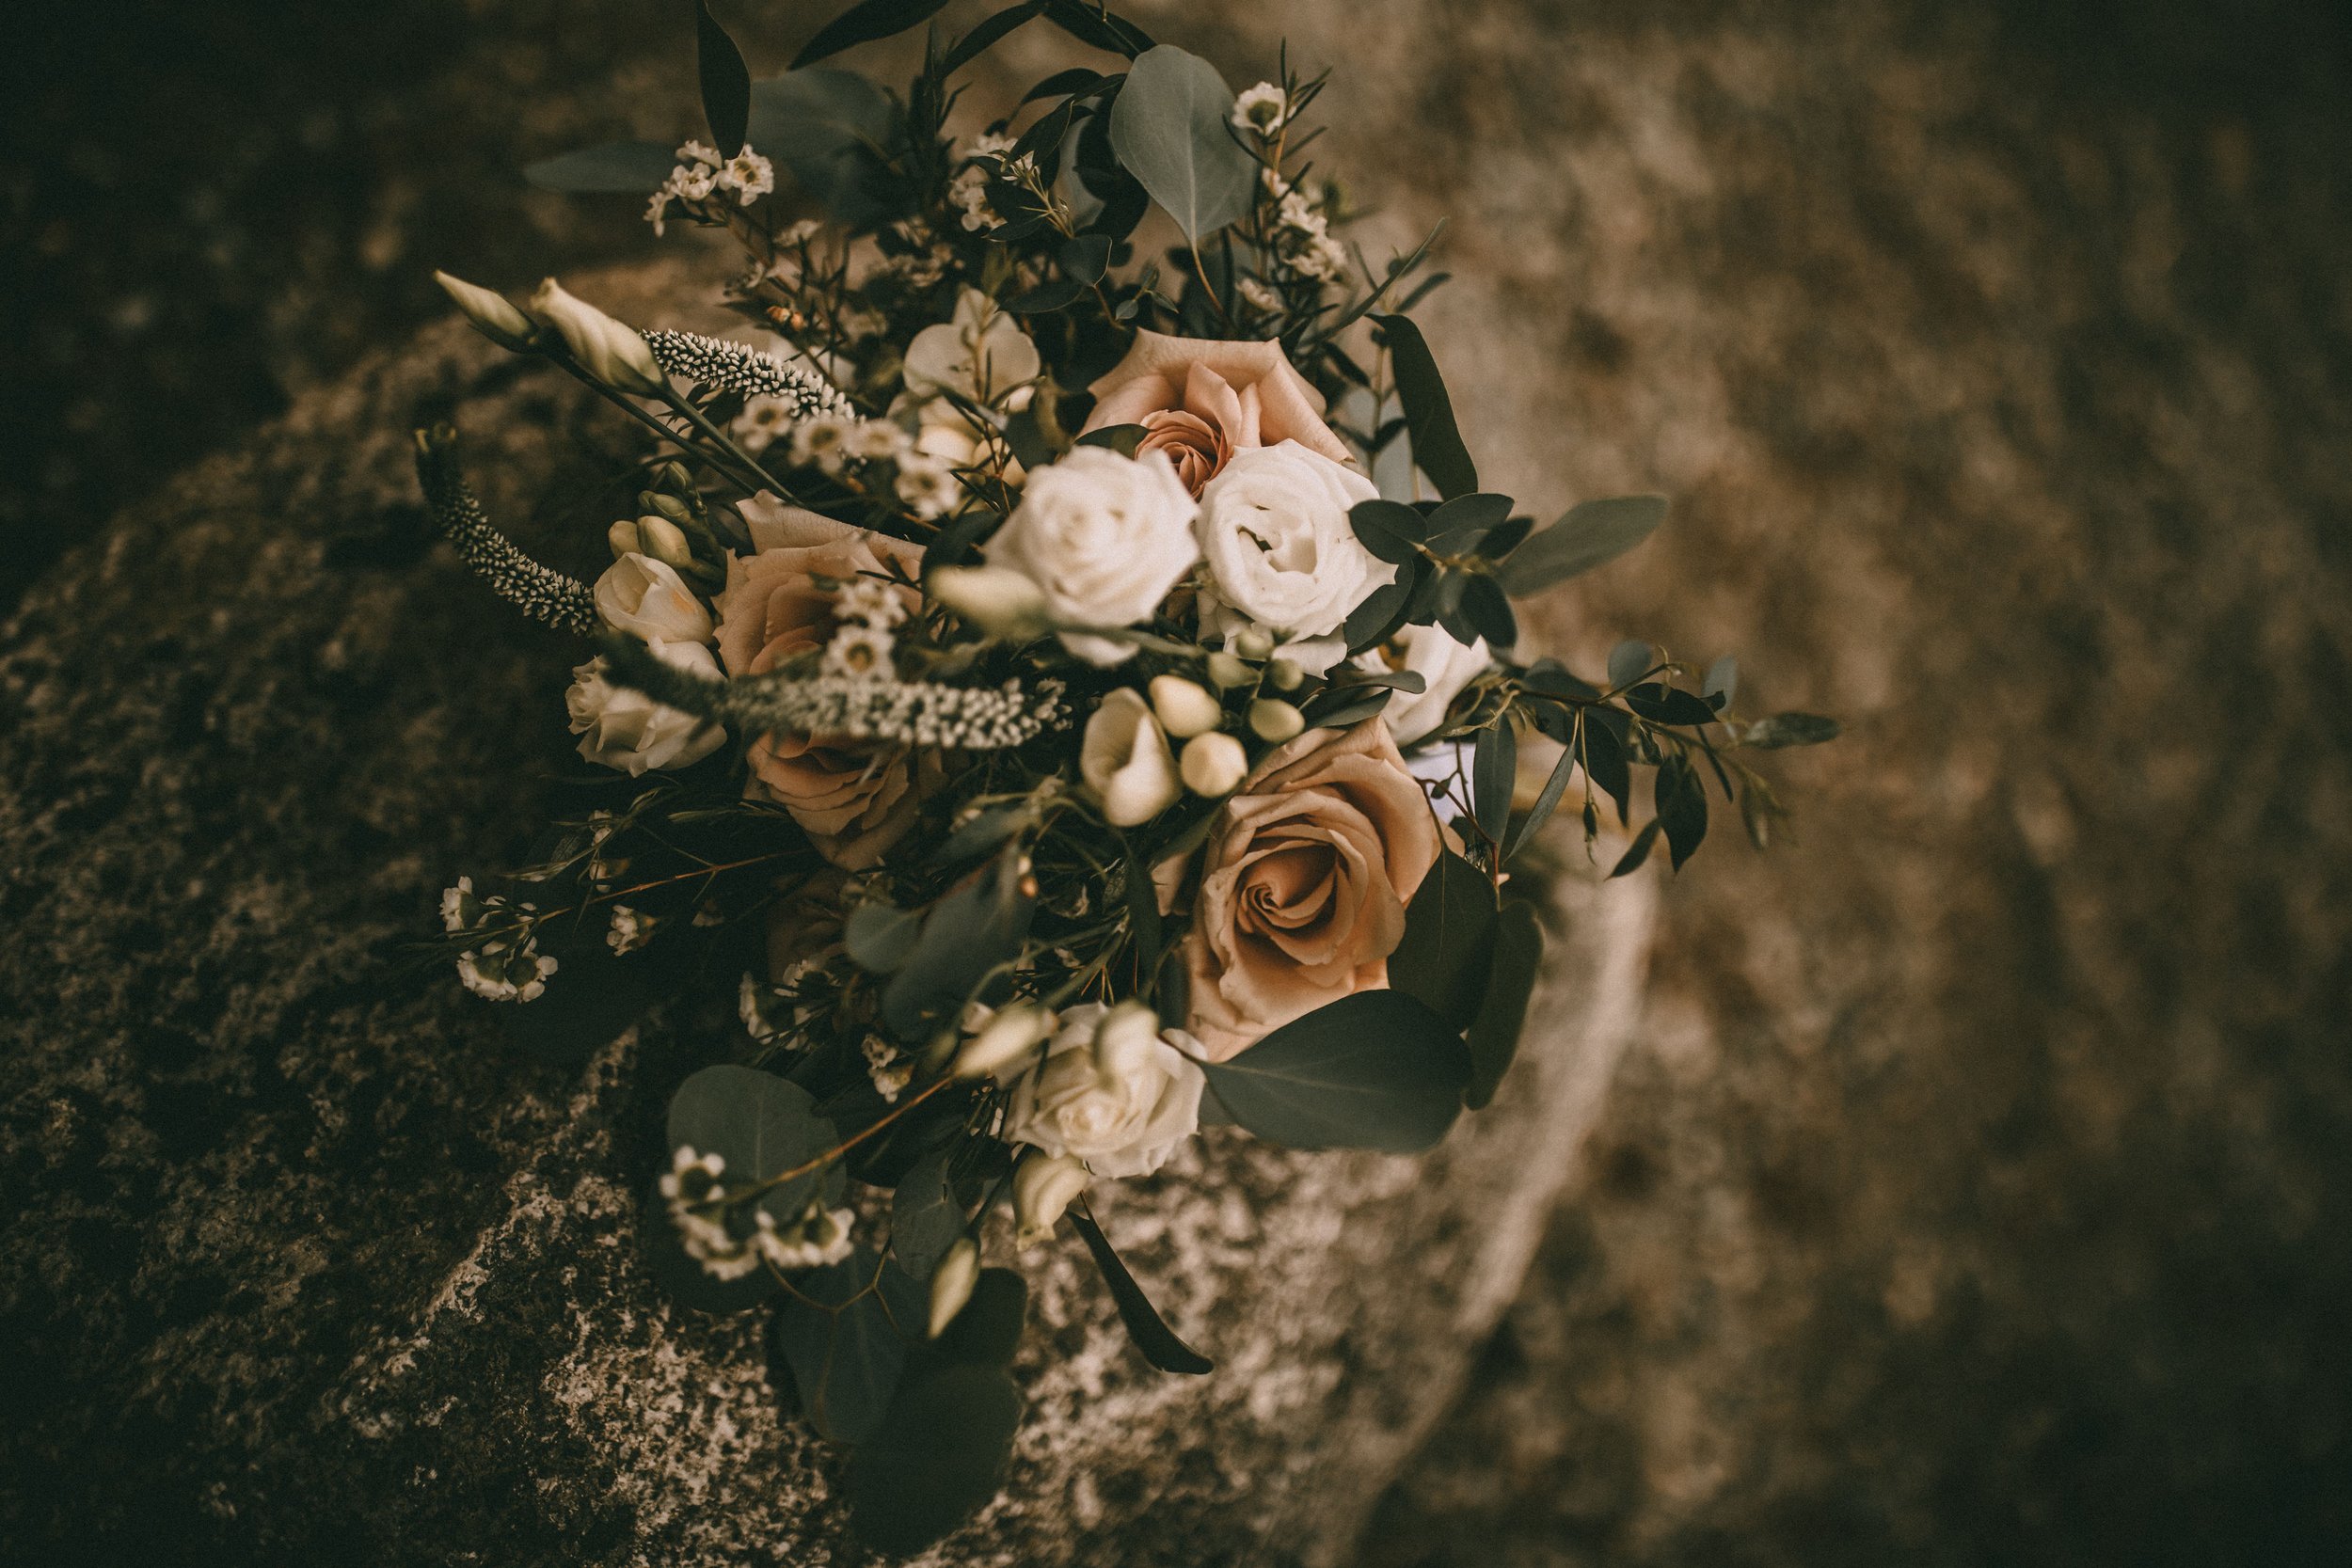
954;1004;1057;1080
1205;652;1255;689
1267;657;1306;692
1248;698;1306;742
1149;675;1223;738
433;270;535;350
595;552;714;643
1011;1150;1090;1247
1080;689;1183;827
608;515;693;571
928;564;1050;636
526;277;666;395
928;1237;981;1338
1180;731;1249;797
1234;627;1276;660
1355;623;1491;745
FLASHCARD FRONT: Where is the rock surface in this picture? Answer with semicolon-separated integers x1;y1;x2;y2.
0;257;1655;1562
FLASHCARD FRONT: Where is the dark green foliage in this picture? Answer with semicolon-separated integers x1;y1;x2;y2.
1390;850;1502;1030
1374;314;1479;499
1200;990;1470;1152
1071;1201;1214;1373
1464;900;1544;1109
1494;495;1668;594
694;1;752;156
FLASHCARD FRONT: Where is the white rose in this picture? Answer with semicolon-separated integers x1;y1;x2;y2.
988;447;1200;666
1355;623;1490;745
1195;440;1393;676
1003;1001;1205;1180
595;552;714;644
565;639;727;775
903;287;1041;406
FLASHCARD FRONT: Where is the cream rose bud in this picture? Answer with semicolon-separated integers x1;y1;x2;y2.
1358;623;1490;745
526;277;665;395
987;447;1200;668
1011;1151;1089;1247
1196;440;1394;677
1180;730;1249;797
433;270;533;349
565;639;727;775
1080;689;1183;827
596;552;715;643
1003;1001;1206;1180
608;515;694;572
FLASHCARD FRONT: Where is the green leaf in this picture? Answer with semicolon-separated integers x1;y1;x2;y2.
1300;685;1394;729
1576;710;1631;826
1655;755;1708;871
1507;739;1581;862
1606;639;1655;690
769;1248;921;1444
1006;277;1087;313
1624;683;1719;727
1373;315;1479;500
746;70;903;225
1042;0;1154;56
1472;718;1517;842
666;1066;843;1224
1107;45;1257;246
846;899;923;973
1075;421;1146;456
1070;1200;1213;1373
1460;572;1518;651
695;1;754;156
792;0;955;69
846;1363;1024;1554
1349;498;1427;565
1704;655;1740;710
1464;901;1543;1109
1495;496;1667;595
1424;492;1515;553
1609;818;1661;878
933;1267;1028;1364
1342;567;1419;655
1520;658;1600;701
1742;711;1841;749
889;1144;964;1281
1058;230;1114;283
523;140;678;193
1200;990;1470;1152
882;855;1036;1039
1388;849;1501;1030
1020;66;1108;106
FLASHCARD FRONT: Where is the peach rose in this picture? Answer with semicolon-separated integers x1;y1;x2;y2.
1163;719;1442;1061
715;503;928;870
1082;330;1352;495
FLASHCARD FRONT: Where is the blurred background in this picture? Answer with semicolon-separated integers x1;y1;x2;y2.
7;1;2349;1561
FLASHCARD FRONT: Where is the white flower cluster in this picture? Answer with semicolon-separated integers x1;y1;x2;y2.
820;573;909;680
1231;81;1291;135
660;1147;856;1280
646;140;776;234
701;673;1071;751
442;878;560;1003
750;410;961;521
947;132;1019;232
863;1036;914;1102
1267;178;1351;283
606;904;654;955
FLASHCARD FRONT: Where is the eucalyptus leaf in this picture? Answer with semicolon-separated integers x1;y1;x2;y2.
845;1362;1024;1554
1610;818;1661;878
933;1268;1028;1365
1742;711;1842;749
1424;492;1514;553
1342;568;1418;655
1200;990;1470;1152
1464;901;1543;1109
769;1248;921;1444
1070;1200;1213;1373
745;70;903;224
1388;849;1501;1030
1577;711;1632;826
846;899;923;973
1460;573;1518;651
1606;639;1655;690
1300;686;1394;729
1655;754;1709;871
1507;739;1581;862
694;1;753;156
882;855;1036;1039
1349;498;1427;565
940;2;1050;76
1521;658;1600;701
1373;314;1479;500
889;1143;964;1281
1042;0;1155;57
791;0;955;69
666;1065;844;1221
1107;46;1257;245
1624;684;1719;727
523;140;678;193
1472;718;1518;842
1495;495;1667;595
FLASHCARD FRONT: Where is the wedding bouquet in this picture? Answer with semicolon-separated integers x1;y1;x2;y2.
419;1;1833;1550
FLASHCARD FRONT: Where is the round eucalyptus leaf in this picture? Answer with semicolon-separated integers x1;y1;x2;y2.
1107;46;1257;245
665;1065;841;1221
1200;990;1470;1152
846;1363;1025;1554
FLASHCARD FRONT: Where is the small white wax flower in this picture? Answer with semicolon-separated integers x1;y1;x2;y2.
717;149;775;205
1080;689;1182;828
1232;82;1289;134
525;277;665;395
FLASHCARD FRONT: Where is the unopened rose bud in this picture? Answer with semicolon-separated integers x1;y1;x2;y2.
1080;689;1182;827
954;1005;1057;1080
607;518;640;562
526;277;665;395
433;270;535;350
1149;675;1222;738
643;492;695;527
1206;652;1255;689
1248;698;1306;743
928;565;1050;637
1234;627;1276;661
1267;657;1306;692
928;1237;980;1338
1180;731;1248;796
636;515;694;571
1012;1149;1089;1247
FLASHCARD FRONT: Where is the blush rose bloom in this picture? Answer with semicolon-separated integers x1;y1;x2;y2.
1163;719;1442;1061
1081;329;1352;495
1195;441;1395;676
1354;623;1490;746
565;638;728;775
1002;1001;1206;1179
714;504;928;870
986;446;1199;666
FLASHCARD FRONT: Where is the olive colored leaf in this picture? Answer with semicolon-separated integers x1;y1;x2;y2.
1301;685;1394;730
791;0;955;70
889;1143;964;1281
1021;65;1108;106
1472;718;1518;843
1372;314;1479;500
934;1268;1028;1365
1389;849;1502;1029
1655;756;1708;871
745;70;903;225
1576;710;1632;826
1521;658;1601;701
1507;738;1581;862
665;1065;842;1221
1042;0;1154;56
1424;492;1515;553
939;2;1050;76
769;1248;922;1444
1606;639;1655;690
1741;711;1842;749
1108;46;1258;246
1059;230;1114;283
882;855;1037;1039
1006;277;1086;313
846;899;923;973
1460;572;1518;651
1465;899;1544;1109
695;1;754;156
1069;1200;1214;1373
846;1362;1025;1554
523;140;679;193
1623;683;1720;727
1342;568;1419;655
1494;495;1668;595
1200;990;1470;1152
1609;818;1662;879
1476;515;1535;559
1350;498;1426;565
1704;655;1740;710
